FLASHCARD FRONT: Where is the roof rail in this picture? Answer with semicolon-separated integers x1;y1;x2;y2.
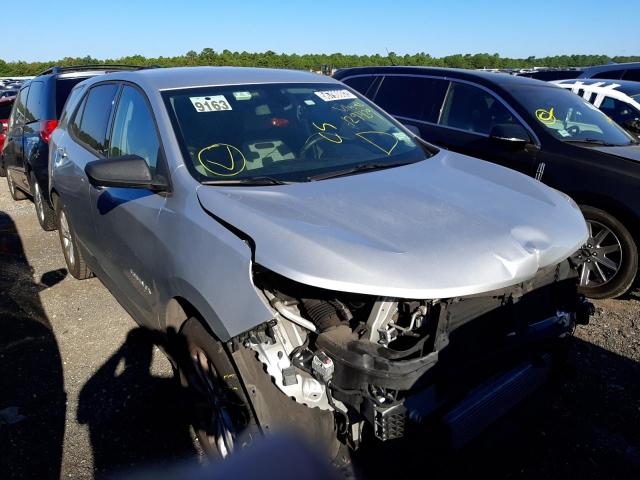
38;64;158;76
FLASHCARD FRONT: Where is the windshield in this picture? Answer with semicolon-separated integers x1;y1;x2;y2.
511;84;636;146
162;83;429;183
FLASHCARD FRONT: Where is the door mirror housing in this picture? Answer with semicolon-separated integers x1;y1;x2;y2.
489;123;531;146
85;155;168;191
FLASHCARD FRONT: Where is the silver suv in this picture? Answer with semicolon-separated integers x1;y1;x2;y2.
49;66;592;461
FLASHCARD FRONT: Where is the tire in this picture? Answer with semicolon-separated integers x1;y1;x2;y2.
576;205;638;299
30;173;56;231
177;318;261;460
176;318;342;462
54;197;92;280
7;170;27;200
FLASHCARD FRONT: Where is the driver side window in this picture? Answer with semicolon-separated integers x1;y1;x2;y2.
439;82;520;135
109;86;160;172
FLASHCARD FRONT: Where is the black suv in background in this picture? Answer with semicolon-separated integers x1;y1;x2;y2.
334;66;640;299
2;65;146;230
577;62;640;81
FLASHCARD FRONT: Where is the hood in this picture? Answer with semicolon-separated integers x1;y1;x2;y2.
586;143;640;162
196;151;588;299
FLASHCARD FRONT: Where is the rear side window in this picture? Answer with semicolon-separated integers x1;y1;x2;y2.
55;78;87;118
374;76;449;123
592;69;625;80
439;82;519;135
341;76;376;97
109;86;160;171
623;69;640;82
59;85;85;129
9;86;29;128
0;101;13;118
24;81;46;123
75;83;119;154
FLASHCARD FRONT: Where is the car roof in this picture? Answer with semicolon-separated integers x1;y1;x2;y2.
85;66;339;91
555;78;640;96
581;62;640;75
333;66;556;89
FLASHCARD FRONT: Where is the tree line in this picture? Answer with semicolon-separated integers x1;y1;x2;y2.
1;49;639;76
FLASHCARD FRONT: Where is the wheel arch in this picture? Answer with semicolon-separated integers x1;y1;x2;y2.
569;191;640;241
162;282;234;343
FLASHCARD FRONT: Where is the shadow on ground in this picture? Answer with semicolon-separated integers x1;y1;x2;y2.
352;335;640;479
77;328;198;479
0;211;66;480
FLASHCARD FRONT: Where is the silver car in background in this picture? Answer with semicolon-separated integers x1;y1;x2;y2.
48;67;592;462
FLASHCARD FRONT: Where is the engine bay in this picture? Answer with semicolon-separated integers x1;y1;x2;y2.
233;261;593;447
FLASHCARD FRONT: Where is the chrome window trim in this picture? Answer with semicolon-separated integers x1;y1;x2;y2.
339;72;541;146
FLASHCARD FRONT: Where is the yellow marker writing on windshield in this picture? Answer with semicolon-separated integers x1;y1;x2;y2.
312;122;343;143
535;107;556;126
198;143;247;176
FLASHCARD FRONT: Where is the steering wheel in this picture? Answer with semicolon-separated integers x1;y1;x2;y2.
566;125;581;137
300;134;327;159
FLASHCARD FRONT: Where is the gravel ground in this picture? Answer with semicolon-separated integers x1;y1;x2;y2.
0;180;638;479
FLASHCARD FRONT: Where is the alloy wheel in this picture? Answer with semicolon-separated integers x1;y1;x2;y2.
7;171;15;196
573;220;622;288
190;347;238;458
34;181;45;223
58;210;75;268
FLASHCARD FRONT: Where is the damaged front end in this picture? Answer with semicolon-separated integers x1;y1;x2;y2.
238;261;593;448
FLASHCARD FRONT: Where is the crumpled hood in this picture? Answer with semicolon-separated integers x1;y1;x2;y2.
197;150;588;299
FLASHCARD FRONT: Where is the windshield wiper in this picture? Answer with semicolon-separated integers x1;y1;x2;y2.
308;161;414;181
201;176;292;186
564;138;621;146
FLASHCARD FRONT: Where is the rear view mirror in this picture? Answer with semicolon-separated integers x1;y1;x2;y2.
85;155;168;191
489;123;531;146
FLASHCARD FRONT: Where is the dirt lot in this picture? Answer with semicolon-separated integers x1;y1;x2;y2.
0;180;638;479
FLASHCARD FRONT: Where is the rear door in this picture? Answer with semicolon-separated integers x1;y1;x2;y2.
57;83;120;258
90;84;168;326
370;74;449;136
22;80;49;189
4;85;29;187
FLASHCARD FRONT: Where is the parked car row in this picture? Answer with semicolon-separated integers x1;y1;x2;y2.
553;79;640;139
335;66;640;299
514;61;640;82
0;64;602;465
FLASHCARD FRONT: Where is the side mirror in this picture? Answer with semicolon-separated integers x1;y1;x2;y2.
85;155;168;191
489;123;531;146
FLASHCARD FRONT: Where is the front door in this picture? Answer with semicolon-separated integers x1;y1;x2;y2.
90;84;167;327
422;81;538;177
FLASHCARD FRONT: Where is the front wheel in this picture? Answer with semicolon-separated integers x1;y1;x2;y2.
574;205;638;299
177;318;259;459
